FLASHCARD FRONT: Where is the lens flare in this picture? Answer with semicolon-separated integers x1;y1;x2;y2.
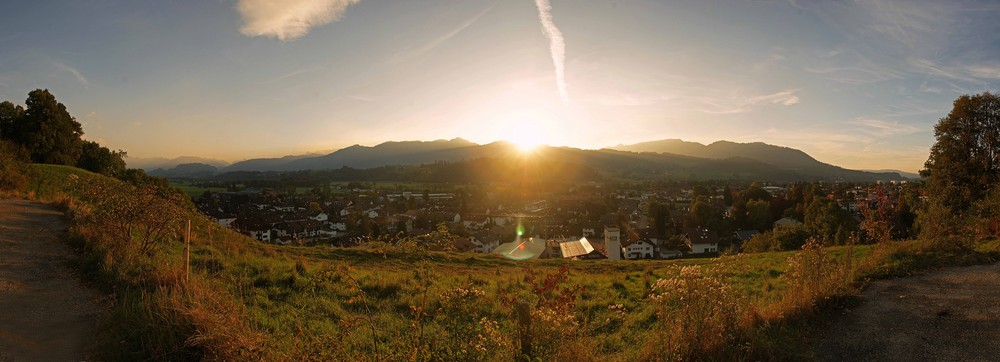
494;221;545;260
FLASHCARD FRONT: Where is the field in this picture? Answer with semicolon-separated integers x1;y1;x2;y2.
16;164;1000;361
168;181;230;198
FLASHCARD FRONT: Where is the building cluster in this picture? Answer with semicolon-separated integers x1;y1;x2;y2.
193;179;917;259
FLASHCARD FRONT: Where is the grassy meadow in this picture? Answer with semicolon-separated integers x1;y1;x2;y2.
12;164;1000;361
169;182;230;198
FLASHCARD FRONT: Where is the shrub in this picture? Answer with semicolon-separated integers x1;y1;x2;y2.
500;265;586;360
742;225;811;252
645;264;752;359
779;238;855;312
73;177;187;256
0;140;29;191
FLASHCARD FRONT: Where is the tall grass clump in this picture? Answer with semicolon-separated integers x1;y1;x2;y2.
777;238;856;314
644;264;754;360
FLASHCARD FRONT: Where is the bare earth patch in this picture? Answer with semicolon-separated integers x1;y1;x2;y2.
814;262;1000;361
0;198;104;361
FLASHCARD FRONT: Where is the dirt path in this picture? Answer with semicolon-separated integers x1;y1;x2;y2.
814;262;1000;361
0;198;104;361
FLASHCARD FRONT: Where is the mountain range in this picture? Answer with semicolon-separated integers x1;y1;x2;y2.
147;138;912;182
128;156;230;170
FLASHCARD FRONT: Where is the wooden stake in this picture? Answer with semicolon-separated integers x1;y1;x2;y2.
517;301;532;359
185;219;191;285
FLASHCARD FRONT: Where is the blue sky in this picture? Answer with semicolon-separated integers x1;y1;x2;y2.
1;0;999;172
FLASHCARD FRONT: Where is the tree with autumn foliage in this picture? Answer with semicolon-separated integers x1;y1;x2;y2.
921;92;1000;239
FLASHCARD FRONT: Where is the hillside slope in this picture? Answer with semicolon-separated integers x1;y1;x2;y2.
612;139;903;181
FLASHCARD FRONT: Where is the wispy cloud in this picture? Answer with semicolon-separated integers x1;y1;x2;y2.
586;92;673;107
237;0;361;41
966;63;1000;79
702;89;800;114
389;1;497;64
749;90;799;106
848;118;923;137
259;66;325;85
51;61;89;88
751;52;786;73
534;0;568;102
803;48;905;84
798;1;1000;89
331;94;374;103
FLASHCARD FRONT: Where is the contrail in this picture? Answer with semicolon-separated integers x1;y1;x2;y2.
534;0;568;102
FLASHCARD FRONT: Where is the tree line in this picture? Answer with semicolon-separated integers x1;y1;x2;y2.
0;89;166;190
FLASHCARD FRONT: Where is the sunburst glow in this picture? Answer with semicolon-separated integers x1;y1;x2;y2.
500;109;554;153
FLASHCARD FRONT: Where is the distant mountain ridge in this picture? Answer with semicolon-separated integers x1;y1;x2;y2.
224;153;323;172
150;138;903;182
862;169;921;180
148;163;219;178
611;139;821;169
128;156;230;171
610;139;906;180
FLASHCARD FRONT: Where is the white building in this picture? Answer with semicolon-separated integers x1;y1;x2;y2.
686;228;718;254
249;229;271;243
604;226;622;260
625;240;656;259
215;216;236;228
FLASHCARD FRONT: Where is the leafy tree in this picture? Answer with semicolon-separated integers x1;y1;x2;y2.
973;188;1000;238
745;200;771;231
76;140;127;177
859;187;894;244
742;225;810;252
691;185;712;198
645;198;674;238
688;196;720;229
804;198;856;244
308;201;323;214
923;92;1000;216
9;89;84;165
737;182;771;203
119;168;171;189
0;101;25;140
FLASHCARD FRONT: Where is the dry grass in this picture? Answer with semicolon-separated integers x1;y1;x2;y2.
18;164;1000;361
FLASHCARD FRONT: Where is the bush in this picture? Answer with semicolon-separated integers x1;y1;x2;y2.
72;176;187;256
645;264;752;359
742;225;811;252
779;238;855;311
0;140;29;191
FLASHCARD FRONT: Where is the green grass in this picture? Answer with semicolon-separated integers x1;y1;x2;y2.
21;164;1000;361
169;181;228;198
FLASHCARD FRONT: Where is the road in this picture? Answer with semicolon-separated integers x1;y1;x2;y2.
814;261;1000;361
0;198;104;361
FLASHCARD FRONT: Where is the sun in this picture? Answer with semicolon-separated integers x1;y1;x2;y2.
500;109;552;154
510;131;544;153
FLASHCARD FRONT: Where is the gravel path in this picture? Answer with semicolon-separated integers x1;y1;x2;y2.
0;198;104;361
814;262;1000;361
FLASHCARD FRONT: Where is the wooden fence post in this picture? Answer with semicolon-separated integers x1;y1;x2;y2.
517;301;532;359
185;219;191;285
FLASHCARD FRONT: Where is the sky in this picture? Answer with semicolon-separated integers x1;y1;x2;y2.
1;0;999;173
